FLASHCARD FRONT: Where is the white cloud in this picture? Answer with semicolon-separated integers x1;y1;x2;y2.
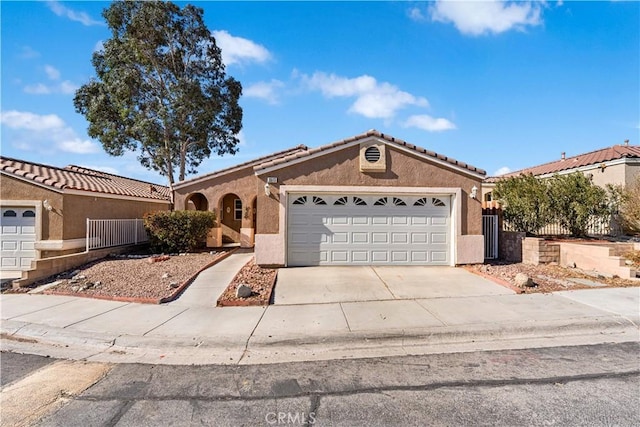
19;46;40;59
46;0;103;26
212;30;271;66
429;0;544;36
244;80;285;105
494;166;512;176
408;7;427;22
0;110;100;154
403;114;456;132
44;65;61;80
300;72;429;119
23;83;52;95
24;80;77;95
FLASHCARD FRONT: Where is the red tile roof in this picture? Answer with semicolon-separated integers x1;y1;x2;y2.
486;144;640;182
174;144;309;189
0;156;170;201
254;130;486;176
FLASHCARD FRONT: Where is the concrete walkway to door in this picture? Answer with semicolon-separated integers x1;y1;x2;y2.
273;266;513;305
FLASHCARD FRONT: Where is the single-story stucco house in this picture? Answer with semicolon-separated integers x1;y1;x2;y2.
174;130;487;267
0;156;170;273
483;141;640;205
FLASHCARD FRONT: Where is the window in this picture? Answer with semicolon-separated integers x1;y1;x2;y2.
374;197;388;206
353;197;367;206
312;196;327;205
292;196;307;205
3;210;17;217
393;197;406;206
23;210;36;217
334;197;348;206
432;198;446;207
234;199;242;220
414;198;428;206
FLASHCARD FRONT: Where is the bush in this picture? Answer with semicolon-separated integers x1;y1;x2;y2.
143;210;216;253
618;175;640;234
548;173;612;237
494;174;553;235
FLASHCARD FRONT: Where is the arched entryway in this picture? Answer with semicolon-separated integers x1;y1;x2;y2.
185;193;209;211
220;193;242;244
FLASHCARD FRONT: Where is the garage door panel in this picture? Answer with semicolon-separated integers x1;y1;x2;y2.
352;216;368;225
21;241;35;250
287;194;451;266
372;251;389;262
391;233;408;243
352;232;369;243
372;232;388;244
2;226;18;234
2;241;18;250
352;251;369;262
2;257;17;267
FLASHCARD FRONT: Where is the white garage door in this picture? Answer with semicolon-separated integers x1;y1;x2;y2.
1;207;37;271
287;194;451;266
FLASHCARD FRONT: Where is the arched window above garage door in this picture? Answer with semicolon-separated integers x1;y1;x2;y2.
23;210;36;217
3;210;17;217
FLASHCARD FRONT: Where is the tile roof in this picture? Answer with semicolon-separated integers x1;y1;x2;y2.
486;144;640;182
174;144;309;189
0;156;170;201
253;130;487;176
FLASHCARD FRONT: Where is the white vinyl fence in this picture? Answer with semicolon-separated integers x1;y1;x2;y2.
86;219;148;251
482;215;499;259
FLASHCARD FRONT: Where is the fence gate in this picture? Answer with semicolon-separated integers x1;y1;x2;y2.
482;215;499;260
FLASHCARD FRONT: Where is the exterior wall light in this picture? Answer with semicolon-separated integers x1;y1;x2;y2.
43;199;53;211
264;182;270;196
470;186;478;199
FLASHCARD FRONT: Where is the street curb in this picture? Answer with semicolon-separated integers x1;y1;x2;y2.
3;315;637;363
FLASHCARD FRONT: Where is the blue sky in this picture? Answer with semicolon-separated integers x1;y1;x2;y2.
1;1;638;185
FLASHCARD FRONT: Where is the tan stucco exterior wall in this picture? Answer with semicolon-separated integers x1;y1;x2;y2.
62;194;169;240
256;145;483;236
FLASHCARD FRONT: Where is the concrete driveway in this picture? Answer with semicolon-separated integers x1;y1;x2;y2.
273;266;514;305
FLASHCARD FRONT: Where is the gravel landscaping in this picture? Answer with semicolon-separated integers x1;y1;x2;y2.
217;258;277;306
39;250;232;301
466;261;639;293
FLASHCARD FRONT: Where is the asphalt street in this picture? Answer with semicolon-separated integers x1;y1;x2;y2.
2;342;639;426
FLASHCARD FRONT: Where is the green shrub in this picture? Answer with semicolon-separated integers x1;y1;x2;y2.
494;174;553;236
143;210;216;253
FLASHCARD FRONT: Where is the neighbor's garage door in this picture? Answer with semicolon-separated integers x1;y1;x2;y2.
287;194;451;266
1;207;37;271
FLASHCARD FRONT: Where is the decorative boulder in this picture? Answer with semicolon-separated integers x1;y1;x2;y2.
514;273;535;288
236;284;252;298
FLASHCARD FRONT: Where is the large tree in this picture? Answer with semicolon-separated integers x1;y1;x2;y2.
74;0;242;189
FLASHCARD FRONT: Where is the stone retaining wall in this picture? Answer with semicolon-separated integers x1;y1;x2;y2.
522;238;560;265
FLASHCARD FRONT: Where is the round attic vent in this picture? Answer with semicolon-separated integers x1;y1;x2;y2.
364;146;381;163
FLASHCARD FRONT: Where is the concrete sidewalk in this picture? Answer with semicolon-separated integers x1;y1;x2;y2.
1;256;638;365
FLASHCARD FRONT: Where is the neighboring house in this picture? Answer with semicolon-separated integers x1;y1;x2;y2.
0;156;170;273
174;130;487;267
483;141;640;205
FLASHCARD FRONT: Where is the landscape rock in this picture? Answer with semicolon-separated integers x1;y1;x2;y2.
514;273;535;288
169;282;179;288
236;284;252;298
162;273;170;279
71;286;80;292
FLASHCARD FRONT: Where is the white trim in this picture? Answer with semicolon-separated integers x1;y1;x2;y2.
279;185;460;267
255;136;486;180
35;238;86;251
